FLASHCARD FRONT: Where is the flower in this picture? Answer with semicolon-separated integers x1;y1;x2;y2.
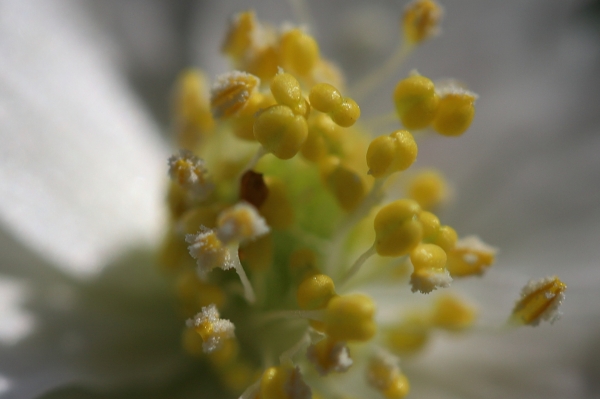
1;0;600;398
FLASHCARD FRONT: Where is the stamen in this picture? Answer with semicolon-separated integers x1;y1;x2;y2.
409;243;452;294
167;150;214;199
510;276;566;326
367;352;410;399
187;304;235;353
210;71;260;118
306;337;353;376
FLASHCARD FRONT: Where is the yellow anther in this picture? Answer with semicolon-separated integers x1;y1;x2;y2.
306;337;352;376
445;236;496;277
239;233;274;272
367;354;410;399
407;170;448;210
367;130;418;178
172;69;214;149
511;276;566;326
432;293;477;331
210;71;260;118
410;243;447;272
383;374;411;399
320;156;369;212
297;274;336;310
189;304;235;353
374;199;423;257
309;83;343;114
270;72;307;116
402;0;443;45
260;365;312;399
289;248;320;281
232;91;277;141
324;294;376;342
254;104;309;160
433;90;477;137
309;83;360;127
259;177;295;229
393;74;439;130
222;11;256;60
301;114;342;163
279;28;320;76
409;243;451;293
431;225;457;251
387;314;431;355
168;150;214;199
247;45;280;81
186;227;233;275
419;211;440;239
330;97;361;128
217;202;270;244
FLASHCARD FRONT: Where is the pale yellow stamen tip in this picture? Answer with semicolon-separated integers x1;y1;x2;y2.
511;276;566;326
409;243;451;294
367;130;418;178
407;170;448;210
393;74;439;130
309;83;360;127
433;87;477;137
446;235;496;277
211;71;260;118
270;72;309;117
432;293;478;331
186;227;234;275
188;304;235;353
306;337;352;376
172;69;214;148
402;0;443;45
324;294;376;342
254;104;309;160
374;199;423;257
320;156;369;212
367;353;410;399
167;150;214;199
387;314;431;355
217;201;270;244
279;28;320;76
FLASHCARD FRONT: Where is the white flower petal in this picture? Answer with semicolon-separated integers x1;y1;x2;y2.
0;232;189;398
0;0;168;277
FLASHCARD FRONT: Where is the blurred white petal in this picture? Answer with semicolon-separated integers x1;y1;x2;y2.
0;229;194;399
0;0;168;277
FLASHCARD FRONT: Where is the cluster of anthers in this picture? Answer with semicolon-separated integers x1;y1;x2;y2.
159;1;567;398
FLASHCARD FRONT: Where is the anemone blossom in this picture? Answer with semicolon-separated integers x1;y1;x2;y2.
1;1;600;398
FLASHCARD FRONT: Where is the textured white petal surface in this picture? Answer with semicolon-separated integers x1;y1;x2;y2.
0;0;168;277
